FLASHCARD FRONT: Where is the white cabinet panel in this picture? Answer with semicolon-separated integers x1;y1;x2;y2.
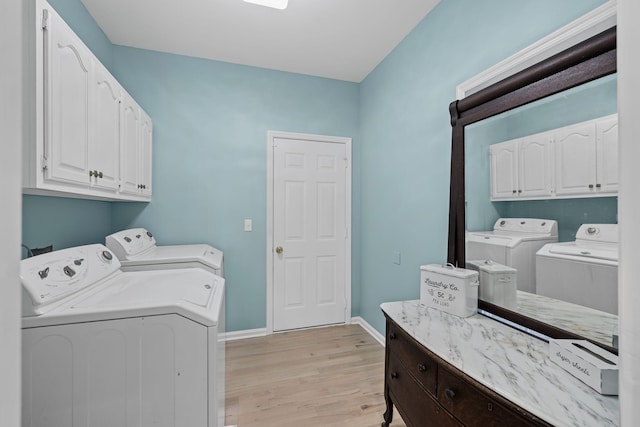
44;8;91;187
89;59;120;191
120;93;141;196
596;115;619;194
140;110;153;196
490;140;518;199
519;133;553;198
554;122;597;196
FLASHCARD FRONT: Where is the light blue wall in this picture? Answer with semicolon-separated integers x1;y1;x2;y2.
466;74;618;241
22;0;609;334
109;47;360;331
358;0;608;334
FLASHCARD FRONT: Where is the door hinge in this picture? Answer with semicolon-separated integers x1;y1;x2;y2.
41;9;49;30
41;156;48;171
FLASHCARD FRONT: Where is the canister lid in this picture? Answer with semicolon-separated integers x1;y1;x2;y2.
466;259;517;273
420;263;479;279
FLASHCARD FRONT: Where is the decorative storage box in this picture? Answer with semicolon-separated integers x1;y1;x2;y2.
549;339;619;395
466;260;517;309
420;264;479;318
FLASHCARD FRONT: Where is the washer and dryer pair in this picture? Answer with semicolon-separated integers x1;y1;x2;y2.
20;229;225;427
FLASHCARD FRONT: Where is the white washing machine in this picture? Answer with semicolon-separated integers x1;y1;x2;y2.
20;244;225;427
536;224;618;315
466;218;558;294
106;228;224;277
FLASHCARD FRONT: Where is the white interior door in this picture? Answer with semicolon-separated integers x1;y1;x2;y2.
271;136;349;331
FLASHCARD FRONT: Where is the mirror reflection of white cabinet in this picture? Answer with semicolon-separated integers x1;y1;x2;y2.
490;114;617;201
24;0;152;202
490;133;553;200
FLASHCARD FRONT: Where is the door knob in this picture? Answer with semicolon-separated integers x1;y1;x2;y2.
275;246;284;254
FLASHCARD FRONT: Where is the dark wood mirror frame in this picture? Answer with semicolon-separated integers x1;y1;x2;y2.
447;26;617;353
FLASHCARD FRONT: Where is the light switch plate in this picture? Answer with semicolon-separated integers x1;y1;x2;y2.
392;251;401;265
244;219;252;232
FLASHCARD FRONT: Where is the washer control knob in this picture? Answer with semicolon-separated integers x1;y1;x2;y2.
102;250;113;261
124;237;132;243
146;231;153;238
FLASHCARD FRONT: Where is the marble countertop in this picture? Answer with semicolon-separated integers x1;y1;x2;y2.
381;300;619;427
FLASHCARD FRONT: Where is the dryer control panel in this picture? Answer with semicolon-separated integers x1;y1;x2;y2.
493;218;558;236
20;244;121;315
106;228;157;259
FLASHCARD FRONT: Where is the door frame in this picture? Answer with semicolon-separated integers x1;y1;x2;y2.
266;131;352;334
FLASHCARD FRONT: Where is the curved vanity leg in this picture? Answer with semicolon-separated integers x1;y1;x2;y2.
381;385;393;427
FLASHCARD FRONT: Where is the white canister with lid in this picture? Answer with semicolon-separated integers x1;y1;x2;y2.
466;260;517;309
420;264;479;318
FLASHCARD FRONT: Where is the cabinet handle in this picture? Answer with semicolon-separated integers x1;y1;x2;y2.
512;190;517;194
596;183;601;188
391;371;398;379
445;388;456;400
417;363;428;372
98;171;103;178
389;332;396;340
518;189;522;193
588;184;594;189
89;170;95;177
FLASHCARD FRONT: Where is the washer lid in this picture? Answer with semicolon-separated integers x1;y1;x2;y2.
547;244;618;262
124;244;223;270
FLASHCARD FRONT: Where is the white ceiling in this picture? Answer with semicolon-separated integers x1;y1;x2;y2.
79;0;440;83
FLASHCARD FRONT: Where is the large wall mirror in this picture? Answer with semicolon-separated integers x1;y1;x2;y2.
448;27;617;353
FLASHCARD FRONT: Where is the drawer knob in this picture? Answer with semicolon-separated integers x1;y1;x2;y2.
389;332;397;340
445;388;456;400
391;371;398;379
417;363;428;372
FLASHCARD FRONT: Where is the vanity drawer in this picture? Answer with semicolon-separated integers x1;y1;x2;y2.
437;366;547;427
388;355;462;427
387;323;437;395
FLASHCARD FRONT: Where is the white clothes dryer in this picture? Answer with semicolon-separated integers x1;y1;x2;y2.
466;218;558;294
20;244;225;427
106;228;224;277
536;224;618;315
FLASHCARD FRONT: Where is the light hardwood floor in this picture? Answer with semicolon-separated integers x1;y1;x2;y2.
225;324;407;427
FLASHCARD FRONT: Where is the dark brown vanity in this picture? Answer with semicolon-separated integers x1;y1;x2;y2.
382;25;618;427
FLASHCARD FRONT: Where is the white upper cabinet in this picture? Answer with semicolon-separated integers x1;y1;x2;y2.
490;133;552;200
44;8;91;187
490;114;617;201
23;0;152;202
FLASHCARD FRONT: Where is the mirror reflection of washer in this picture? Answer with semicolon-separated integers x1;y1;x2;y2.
466;218;558;294
21;244;226;427
106;228;224;277
536;224;618;314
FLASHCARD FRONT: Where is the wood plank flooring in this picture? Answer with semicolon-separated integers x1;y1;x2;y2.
225;324;406;427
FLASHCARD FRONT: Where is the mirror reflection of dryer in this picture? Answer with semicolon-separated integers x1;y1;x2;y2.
465;218;558;294
536;224;618;315
106;228;224;277
20;244;226;427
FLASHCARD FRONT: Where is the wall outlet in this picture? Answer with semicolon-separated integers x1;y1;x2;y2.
392;251;401;265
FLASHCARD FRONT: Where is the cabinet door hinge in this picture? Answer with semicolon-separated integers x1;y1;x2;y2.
41;156;48;171
41;9;49;30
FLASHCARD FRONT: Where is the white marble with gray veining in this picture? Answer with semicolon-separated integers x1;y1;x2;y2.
381;300;619;427
516;291;618;347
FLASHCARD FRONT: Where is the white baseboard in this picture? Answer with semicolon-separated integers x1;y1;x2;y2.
221;327;267;342
351;316;385;347
222;317;385;346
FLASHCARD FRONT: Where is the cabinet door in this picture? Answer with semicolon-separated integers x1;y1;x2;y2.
519;133;553;198
44;8;91;186
554;122;597;196
139;110;153;197
490;140;518;200
89;59;120;191
120;93;141;196
596;115;618;194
